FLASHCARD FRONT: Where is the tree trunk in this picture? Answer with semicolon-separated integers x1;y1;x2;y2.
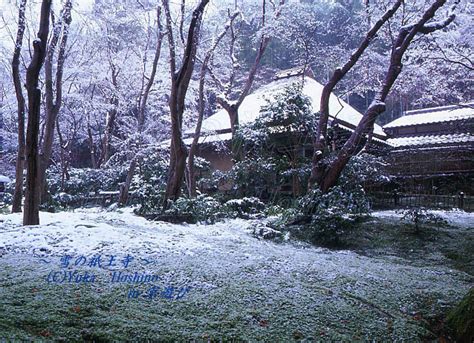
55;117;71;190
217;1;286;161
100;64;119;167
39;0;72;203
320;102;385;192
11;0;27;214
24;0;52;225
87;114;98;168
163;0;209;203
119;6;164;205
119;157;137;205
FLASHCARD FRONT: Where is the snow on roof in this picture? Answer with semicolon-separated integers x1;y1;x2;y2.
273;65;312;80
158;132;233;149
384;103;474;129
387;133;474;148
189;76;386;138
0;175;11;183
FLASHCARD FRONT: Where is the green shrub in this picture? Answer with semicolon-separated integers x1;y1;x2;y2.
131;151;168;214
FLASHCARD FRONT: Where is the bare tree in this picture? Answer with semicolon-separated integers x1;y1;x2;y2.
86;111;98;169
212;0;285;150
308;0;403;189
119;6;165;206
99;60;120;167
11;0;27;213
319;0;457;193
186;10;240;197
39;0;73;203
23;0;52;225
163;0;209;203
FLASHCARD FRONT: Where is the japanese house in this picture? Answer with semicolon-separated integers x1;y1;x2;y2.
383;103;474;194
179;67;388;173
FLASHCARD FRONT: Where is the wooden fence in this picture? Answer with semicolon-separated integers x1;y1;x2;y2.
369;192;473;211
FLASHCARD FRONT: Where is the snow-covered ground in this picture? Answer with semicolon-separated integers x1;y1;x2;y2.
373;208;474;228
0;207;257;256
1;207;472;257
0;208;473;340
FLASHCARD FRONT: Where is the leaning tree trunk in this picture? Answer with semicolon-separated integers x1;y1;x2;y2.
24;0;52;225
99;64;119;167
11;0;27;213
319;0;456;193
119;158;137;205
86;113;98;168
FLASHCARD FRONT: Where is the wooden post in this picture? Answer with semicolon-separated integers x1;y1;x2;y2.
458;192;465;210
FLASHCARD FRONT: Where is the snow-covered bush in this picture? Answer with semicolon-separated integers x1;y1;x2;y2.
163;195;224;224
46;167;127;207
133;152;168;214
223;197;266;219
0;181;14;207
0;191;12;207
161;196;266;223
220;157;281;199
279;186;370;247
339;152;390;186
397;207;448;233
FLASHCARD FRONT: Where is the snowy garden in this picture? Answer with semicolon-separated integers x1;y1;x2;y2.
0;0;473;341
1;207;473;340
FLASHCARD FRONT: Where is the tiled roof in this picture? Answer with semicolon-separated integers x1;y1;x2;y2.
384;103;474;129
387;133;474;148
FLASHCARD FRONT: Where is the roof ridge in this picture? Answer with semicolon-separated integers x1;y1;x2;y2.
405;102;474;116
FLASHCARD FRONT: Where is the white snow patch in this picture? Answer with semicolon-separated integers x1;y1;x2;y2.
0;207;258;256
372;209;474;228
0;175;11;183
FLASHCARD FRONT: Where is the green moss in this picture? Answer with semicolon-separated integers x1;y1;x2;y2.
446;288;474;342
